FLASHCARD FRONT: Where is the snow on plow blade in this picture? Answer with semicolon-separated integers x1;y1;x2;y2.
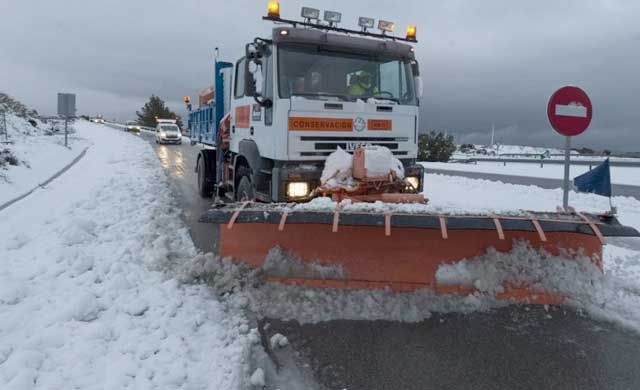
202;203;640;304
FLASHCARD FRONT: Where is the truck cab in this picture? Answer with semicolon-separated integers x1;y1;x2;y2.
189;5;424;202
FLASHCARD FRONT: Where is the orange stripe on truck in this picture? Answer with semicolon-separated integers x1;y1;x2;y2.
289;117;353;132
367;119;392;131
235;106;251;129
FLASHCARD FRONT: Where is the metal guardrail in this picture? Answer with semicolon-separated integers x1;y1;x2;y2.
0;146;90;212
104;122;154;133
464;157;640;168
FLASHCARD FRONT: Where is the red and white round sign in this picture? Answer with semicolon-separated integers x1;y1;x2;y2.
547;86;593;137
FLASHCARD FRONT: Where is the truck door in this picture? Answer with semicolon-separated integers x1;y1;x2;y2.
230;51;275;160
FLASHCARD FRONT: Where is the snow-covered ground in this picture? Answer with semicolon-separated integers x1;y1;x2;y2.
0;114;91;206
422;161;640;187
2;122;640;388
0;122;251;389
456;144;567;157
453;144;640;162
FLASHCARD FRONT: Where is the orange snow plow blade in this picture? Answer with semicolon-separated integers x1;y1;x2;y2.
203;204;640;304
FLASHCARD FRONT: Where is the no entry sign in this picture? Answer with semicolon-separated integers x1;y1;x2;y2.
547;86;592;137
548;85;593;210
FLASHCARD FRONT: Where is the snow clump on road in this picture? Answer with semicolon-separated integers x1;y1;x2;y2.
0;123;251;389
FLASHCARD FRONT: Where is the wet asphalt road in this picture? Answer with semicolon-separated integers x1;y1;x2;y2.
146;136;218;254
138;132;640;390
264;306;640;390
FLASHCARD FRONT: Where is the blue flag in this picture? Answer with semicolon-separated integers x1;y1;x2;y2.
574;158;612;197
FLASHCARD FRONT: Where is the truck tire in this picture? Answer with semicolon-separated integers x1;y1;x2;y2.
197;154;214;198
236;176;255;201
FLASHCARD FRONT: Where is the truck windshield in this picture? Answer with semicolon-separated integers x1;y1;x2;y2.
278;45;416;105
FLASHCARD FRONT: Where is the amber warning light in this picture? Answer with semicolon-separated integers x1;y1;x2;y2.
267;0;280;19
406;25;417;41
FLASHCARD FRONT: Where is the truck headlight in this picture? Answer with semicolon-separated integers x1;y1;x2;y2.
406;176;420;190
287;182;309;198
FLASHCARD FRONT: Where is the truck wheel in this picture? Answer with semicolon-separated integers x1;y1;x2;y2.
236;176;255;201
197;155;214;198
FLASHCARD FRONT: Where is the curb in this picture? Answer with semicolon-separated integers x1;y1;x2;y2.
0;146;90;213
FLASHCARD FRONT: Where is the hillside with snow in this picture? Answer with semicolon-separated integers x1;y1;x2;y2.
0;95;91;206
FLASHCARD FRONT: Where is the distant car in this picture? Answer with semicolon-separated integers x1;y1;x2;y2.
125;121;142;133
155;122;182;144
92;118;105;124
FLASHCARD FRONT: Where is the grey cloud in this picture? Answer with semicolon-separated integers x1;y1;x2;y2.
1;0;639;150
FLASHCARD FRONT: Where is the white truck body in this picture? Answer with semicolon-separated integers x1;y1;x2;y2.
192;25;423;202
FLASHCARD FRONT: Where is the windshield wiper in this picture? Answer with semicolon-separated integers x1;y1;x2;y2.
291;92;353;102
364;96;400;104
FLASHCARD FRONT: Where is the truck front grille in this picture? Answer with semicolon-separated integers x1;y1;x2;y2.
301;151;408;157
314;143;399;151
300;136;409;142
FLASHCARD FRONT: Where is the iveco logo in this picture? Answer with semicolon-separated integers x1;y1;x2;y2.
353;117;366;132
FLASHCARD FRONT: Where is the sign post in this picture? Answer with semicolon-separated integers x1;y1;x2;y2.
0;108;7;144
563;136;571;208
547;86;593;210
57;93;76;148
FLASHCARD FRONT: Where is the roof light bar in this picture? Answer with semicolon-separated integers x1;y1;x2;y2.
358;17;375;32
261;3;418;43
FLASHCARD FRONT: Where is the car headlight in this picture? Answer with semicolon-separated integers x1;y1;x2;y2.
160;131;166;137
287;182;309;198
406;176;420;190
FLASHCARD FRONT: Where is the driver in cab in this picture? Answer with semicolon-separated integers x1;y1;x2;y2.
347;71;378;98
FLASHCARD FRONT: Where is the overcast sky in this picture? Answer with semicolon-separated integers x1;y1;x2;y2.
1;0;639;150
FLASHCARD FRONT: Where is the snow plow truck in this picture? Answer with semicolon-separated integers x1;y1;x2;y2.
186;1;640;304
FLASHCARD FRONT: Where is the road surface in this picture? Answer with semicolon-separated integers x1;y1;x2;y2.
137;132;640;389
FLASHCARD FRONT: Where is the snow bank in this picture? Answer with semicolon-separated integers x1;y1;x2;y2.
422;161;640;187
435;243;640;332
0;123;250;389
294;169;640;219
193;239;640;335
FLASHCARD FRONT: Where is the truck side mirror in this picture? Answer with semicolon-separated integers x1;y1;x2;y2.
244;59;257;97
243;41;272;108
245;57;272;108
410;60;423;99
414;76;424;99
